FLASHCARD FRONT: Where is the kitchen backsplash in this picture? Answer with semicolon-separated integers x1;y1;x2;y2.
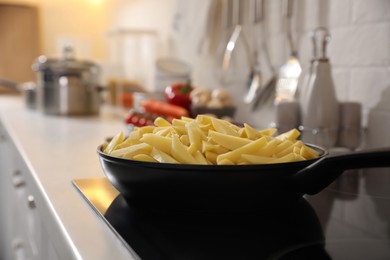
165;0;390;147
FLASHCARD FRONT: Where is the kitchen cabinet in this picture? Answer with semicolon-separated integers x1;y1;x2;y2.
0;96;136;260
0;4;40;93
0;122;60;260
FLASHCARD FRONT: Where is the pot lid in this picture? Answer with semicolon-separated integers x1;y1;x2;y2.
32;45;99;73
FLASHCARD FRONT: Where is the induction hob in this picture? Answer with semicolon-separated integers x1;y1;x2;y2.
73;168;390;260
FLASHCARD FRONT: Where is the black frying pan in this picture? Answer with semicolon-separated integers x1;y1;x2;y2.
97;144;390;212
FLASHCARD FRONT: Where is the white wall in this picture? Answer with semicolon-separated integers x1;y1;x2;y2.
166;0;390;131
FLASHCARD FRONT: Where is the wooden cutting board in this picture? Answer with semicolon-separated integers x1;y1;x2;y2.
0;4;40;93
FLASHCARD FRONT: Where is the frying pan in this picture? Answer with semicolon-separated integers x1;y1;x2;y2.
97;144;390;212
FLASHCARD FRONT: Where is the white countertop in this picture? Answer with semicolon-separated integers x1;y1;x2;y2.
0;96;137;259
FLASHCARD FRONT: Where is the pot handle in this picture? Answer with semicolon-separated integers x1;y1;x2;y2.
0;78;19;90
291;147;390;195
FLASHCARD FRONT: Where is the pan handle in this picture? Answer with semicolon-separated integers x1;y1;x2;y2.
291;147;390;195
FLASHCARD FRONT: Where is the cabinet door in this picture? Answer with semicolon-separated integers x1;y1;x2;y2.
0;124;21;260
0;123;61;260
2;146;35;259
0;4;40;93
38;224;61;260
0;124;10;258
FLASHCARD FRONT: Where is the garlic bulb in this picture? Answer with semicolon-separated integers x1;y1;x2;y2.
211;88;233;106
190;87;211;106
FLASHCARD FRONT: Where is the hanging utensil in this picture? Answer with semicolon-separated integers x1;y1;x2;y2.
220;0;253;85
250;0;278;110
197;0;226;56
221;0;239;72
221;25;242;72
244;0;263;104
274;0;302;104
251;76;278;109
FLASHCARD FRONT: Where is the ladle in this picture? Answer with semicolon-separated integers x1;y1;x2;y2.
274;0;302;103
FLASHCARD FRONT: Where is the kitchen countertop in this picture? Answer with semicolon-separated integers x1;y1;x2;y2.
0;96;136;259
3;95;390;259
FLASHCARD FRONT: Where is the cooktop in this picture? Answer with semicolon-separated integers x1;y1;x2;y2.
72;168;390;260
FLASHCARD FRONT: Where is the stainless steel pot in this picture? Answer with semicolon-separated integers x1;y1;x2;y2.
32;46;102;116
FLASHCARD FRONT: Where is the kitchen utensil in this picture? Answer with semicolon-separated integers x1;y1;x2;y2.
197;0;225;56
0;78;37;109
251;75;277;109
97;144;390;212
220;0;253;85
244;0;263;104
275;0;302;103
299;27;339;148
32;45;102;116
295;27;317;101
220;0;238;73
221;25;242;72
250;0;278;110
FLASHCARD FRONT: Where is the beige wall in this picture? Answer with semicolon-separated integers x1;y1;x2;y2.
0;0;109;60
0;0;175;61
39;0;109;60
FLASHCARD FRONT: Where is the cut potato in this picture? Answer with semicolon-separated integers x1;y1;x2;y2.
216;137;268;164
132;154;157;162
209;130;251;150
171;135;198;164
140;134;171;154
151;148;178;163
104;131;125;154
110;143;152;158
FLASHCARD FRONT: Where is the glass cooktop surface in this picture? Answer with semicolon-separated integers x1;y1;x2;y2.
73;168;390;260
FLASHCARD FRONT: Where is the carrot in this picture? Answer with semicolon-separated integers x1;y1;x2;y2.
141;99;189;119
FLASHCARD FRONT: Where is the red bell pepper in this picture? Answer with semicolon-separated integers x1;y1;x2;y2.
164;81;193;111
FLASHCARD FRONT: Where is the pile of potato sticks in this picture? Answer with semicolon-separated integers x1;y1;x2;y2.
103;115;319;165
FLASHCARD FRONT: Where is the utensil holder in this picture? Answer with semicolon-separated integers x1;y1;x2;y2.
336;101;362;150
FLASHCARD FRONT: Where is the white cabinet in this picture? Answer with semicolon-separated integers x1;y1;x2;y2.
0;123;60;260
